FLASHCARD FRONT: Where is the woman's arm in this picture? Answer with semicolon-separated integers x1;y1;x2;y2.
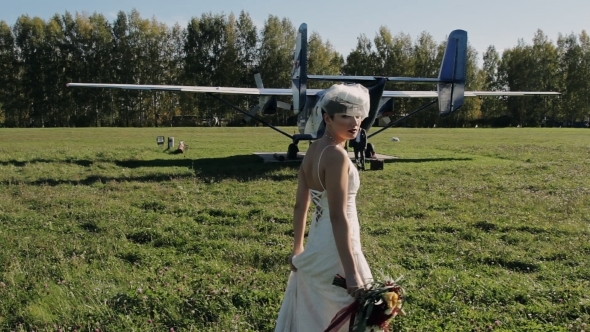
291;165;310;271
324;148;365;297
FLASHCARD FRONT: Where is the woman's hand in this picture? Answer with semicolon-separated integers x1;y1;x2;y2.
346;274;366;300
289;247;303;272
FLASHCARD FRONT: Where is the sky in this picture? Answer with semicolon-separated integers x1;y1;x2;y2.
1;0;588;64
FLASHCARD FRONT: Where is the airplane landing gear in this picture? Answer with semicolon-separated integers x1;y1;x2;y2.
287;143;299;160
285;134;315;160
365;142;376;159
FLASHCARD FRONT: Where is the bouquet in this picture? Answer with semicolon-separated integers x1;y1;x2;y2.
324;274;406;332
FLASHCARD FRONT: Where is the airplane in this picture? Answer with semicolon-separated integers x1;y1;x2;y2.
67;23;560;161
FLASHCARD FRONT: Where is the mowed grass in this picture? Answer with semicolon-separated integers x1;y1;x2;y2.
0;127;589;331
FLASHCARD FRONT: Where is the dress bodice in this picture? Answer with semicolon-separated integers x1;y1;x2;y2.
309;157;359;211
308;152;361;246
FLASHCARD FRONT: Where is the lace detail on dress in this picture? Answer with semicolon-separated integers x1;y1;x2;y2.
310;145;333;225
309;146;361;226
310;189;324;223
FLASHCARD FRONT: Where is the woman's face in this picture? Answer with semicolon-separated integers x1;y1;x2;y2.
325;113;363;140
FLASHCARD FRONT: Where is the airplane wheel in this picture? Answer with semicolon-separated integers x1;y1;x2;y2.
287;143;299;160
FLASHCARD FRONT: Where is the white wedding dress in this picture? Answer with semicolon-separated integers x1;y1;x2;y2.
275;146;373;332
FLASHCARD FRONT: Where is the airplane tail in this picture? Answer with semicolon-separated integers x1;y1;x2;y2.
243;72;265;123
437;30;467;116
244;72;292;123
304;29;467;117
292;23;307;116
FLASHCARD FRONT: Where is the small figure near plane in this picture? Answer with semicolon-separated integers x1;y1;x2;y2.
350;128;367;170
169;140;187;154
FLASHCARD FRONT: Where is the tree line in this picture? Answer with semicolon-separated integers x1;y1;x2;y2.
0;9;588;128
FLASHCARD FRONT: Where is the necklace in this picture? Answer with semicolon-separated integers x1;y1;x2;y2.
324;131;343;147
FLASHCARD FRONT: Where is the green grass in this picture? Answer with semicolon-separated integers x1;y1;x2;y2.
0;127;589;331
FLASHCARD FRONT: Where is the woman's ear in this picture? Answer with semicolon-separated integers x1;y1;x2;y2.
322;111;331;124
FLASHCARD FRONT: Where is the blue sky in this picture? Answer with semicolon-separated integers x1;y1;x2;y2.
1;0;588;62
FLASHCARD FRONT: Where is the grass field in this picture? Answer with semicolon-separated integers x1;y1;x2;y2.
0;127;589;331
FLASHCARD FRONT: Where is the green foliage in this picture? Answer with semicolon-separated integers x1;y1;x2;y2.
0;10;587;128
556;31;590;125
498;30;561;127
481;46;506;119
258;15;296;89
0;127;589;331
307;31;342;89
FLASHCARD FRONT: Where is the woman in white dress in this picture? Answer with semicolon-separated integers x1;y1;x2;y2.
275;84;374;332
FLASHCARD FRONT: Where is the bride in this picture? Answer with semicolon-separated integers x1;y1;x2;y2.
275;84;374;331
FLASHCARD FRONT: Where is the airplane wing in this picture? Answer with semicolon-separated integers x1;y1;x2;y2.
68;83;559;98
465;91;561;96
381;90;560;98
67;83;321;96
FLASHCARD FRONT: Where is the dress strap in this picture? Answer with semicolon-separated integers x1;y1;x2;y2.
317;145;335;191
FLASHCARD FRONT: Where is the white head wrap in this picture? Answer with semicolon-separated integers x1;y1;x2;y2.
319;84;370;119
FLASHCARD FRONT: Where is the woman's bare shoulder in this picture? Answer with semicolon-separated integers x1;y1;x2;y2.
303;142;348;169
316;146;348;172
323;145;349;160
301;141;318;165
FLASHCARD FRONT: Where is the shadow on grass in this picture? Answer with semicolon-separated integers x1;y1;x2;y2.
479;257;540;273
2;155;300;186
5;174;194;186
0;158;93;167
111;154;299;181
384;157;472;163
116;154;300;182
